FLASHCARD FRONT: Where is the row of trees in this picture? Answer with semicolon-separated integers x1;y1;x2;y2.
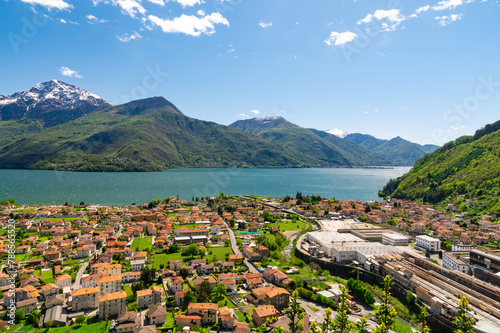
347;278;376;305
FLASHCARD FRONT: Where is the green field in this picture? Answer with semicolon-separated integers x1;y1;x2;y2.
41;270;54;284
152;252;184;269
131;236;152;251
235;310;249;323
267;220;309;231
209;246;233;261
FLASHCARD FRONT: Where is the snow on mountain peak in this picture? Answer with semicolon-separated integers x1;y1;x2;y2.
0;80;109;109
255;116;283;123
324;128;349;138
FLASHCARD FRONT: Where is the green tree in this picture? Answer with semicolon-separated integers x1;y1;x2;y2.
406;290;415;305
27;310;41;326
416;303;431;333
180;268;189;278
334;286;352;333
14;309;25;324
75;315;86;325
320;307;335;333
286;290;305;333
374;275;397;333
196;280;212;303
213;282;227;300
353;316;370;333
182;290;194;310
453;296;475;333
185;243;200;258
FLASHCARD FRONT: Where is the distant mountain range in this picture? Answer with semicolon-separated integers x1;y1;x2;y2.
0;81;439;171
229;117;439;167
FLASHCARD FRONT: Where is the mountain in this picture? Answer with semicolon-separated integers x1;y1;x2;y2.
344;133;440;165
0;80;110;126
323;128;348;138
379;120;500;212
0;97;322;171
230;117;389;166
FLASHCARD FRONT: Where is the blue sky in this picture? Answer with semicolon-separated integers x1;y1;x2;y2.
1;0;499;145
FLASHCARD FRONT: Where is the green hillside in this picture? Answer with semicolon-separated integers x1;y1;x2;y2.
230;117;388;166
379;121;500;214
0;97;323;171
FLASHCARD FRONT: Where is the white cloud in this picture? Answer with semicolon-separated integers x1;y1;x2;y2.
148;12;229;36
324;31;358;46
117;31;143;42
59;18;66;23
416;5;431;14
358;9;405;31
86;14;108;23
432;0;466;11
250;109;260;115
197;9;205;16
93;0;146;18
20;0;72;10
238;113;250;118
435;14;462;26
60;66;82;78
258;21;272;28
147;0;165;5
170;0;203;7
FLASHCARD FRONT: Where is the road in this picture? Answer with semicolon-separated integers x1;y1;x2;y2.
73;248;102;290
227;224;259;274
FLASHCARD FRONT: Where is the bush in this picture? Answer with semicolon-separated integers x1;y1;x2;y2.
347;278;376;305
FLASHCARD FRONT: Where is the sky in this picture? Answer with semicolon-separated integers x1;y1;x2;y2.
1;0;500;146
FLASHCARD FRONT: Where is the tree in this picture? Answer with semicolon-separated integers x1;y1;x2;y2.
196;281;212;303
416;303;431;333
213;282;227;300
374;275;397;333
425;252;431;258
286;290;305;333
14;309;25;324
320;307;335;333
224;239;231;247
185;244;200;258
27;310;41;327
334;286;352;333
96;240;103;250
140;266;157;287
406;290;415;305
353;316;370;333
453;296;475;333
182;290;194;310
180;268;189;278
168;243;179;253
75;315;86;325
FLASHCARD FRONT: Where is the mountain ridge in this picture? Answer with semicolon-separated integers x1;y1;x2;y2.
379;120;500;213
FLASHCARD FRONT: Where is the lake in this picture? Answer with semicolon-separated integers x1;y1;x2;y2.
0;167;411;205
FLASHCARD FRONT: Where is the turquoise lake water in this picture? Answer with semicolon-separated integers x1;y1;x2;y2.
0;167;411;205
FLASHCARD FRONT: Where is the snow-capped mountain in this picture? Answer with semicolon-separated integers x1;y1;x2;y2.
323;128;349;138
254;116;284;123
0;80;110;124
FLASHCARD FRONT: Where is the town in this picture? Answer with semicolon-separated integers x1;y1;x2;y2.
0;192;499;333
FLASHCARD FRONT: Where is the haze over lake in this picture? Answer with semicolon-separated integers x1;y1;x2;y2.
0;167;411;205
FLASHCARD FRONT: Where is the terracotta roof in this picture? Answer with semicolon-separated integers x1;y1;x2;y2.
137;289;153;297
99;291;127;302
71;286;100;296
253;305;279;318
98;275;122;284
188;303;218;311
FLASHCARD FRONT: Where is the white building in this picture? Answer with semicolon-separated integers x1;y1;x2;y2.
131;259;146;272
331;243;402;264
415;235;441;252
306;231;366;257
382;233;410;246
443;252;470;274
